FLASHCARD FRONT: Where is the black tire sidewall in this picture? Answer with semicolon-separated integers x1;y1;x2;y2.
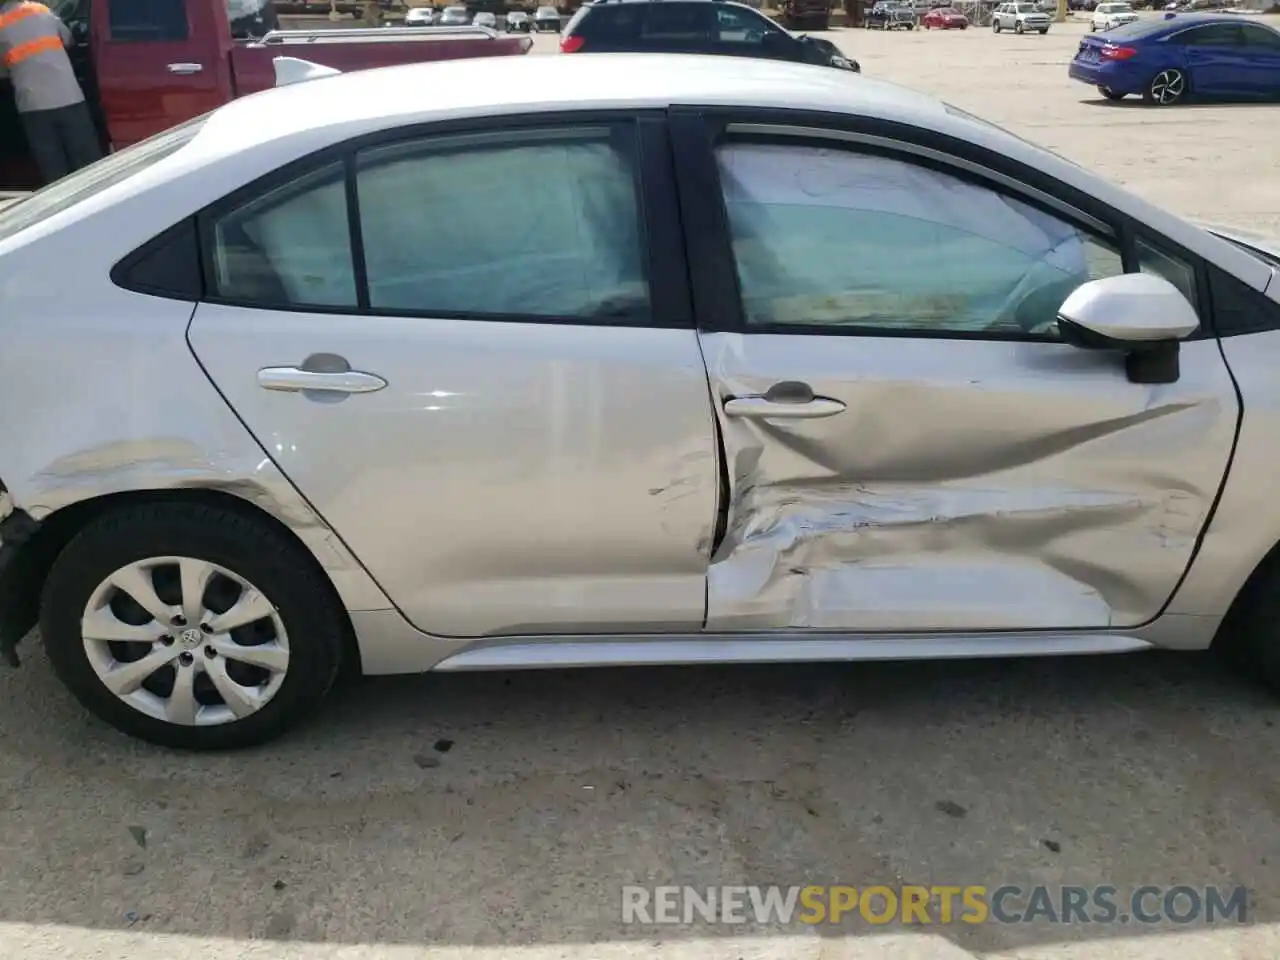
41;503;345;750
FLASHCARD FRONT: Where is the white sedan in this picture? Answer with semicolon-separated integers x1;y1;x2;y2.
1091;1;1140;29
0;54;1278;750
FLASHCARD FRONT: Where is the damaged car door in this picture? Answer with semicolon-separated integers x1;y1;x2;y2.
682;123;1237;634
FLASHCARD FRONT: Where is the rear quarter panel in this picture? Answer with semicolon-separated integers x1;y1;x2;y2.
0;141;393;613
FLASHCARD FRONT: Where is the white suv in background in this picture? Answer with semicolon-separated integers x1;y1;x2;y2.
991;2;1051;33
1091;2;1140;30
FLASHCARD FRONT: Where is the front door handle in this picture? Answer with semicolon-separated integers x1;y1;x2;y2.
257;366;387;394
722;380;846;420
167;62;204;75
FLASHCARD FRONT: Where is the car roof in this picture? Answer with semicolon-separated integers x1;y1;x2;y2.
1101;11;1254;38
199;54;948;155
11;51;1274;307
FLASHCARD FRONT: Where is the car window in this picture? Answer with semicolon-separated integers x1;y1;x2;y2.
355;127;649;320
210;161;357;309
642;3;713;39
715;5;779;42
1240;23;1280;49
715;142;1125;338
1175;24;1243;46
574;4;644;40
108;0;189;40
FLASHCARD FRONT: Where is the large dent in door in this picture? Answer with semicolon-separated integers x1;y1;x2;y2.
702;335;1232;632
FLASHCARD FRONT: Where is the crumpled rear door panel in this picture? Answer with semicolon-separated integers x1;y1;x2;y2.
701;331;1237;633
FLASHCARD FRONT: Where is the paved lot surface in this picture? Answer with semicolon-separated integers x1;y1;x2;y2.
3;22;1280;960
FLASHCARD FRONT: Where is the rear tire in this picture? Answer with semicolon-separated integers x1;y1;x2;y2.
41;502;348;750
993;20;1001;31
1098;85;1126;100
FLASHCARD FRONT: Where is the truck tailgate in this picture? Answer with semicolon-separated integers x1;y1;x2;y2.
229;29;534;97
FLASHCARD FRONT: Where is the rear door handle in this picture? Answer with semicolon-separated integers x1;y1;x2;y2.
257;366;387;394
167;62;204;74
722;397;846;419
721;380;846;420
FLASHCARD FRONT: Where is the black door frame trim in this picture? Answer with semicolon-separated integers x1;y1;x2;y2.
194;108;694;331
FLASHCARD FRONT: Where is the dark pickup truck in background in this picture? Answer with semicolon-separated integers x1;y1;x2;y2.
0;0;531;189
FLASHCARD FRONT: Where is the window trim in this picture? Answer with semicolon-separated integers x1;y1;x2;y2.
1166;23;1245;46
670;108;1214;342
195;110;691;330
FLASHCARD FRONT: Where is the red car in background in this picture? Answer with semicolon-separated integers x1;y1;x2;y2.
921;6;969;27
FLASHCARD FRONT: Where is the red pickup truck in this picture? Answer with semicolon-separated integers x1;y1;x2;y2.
0;0;531;189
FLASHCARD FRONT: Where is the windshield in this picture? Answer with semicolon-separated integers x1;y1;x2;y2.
1015;4;1037;12
0;115;207;244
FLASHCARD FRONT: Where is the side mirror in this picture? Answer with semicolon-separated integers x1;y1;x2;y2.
1056;272;1199;385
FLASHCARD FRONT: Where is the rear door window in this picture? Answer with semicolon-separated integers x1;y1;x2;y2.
642;3;713;40
571;4;644;40
107;0;190;40
354;126;649;319
1173;24;1244;46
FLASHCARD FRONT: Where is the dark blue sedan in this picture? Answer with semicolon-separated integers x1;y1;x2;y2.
1068;13;1280;104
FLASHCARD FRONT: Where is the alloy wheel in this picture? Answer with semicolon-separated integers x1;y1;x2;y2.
80;556;290;727
1149;69;1186;105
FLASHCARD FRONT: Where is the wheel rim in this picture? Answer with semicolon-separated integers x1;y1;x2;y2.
1150;69;1185;104
81;556;290;727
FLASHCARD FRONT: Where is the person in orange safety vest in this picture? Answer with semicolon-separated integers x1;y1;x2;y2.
0;0;101;184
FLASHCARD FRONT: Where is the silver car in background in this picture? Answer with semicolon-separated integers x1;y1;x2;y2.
1;54;1278;751
506;9;533;30
401;5;436;25
439;4;469;24
992;1;1051;31
534;4;561;30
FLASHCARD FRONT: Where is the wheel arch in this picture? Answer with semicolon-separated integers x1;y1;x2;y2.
3;487;363;675
1211;534;1280;648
